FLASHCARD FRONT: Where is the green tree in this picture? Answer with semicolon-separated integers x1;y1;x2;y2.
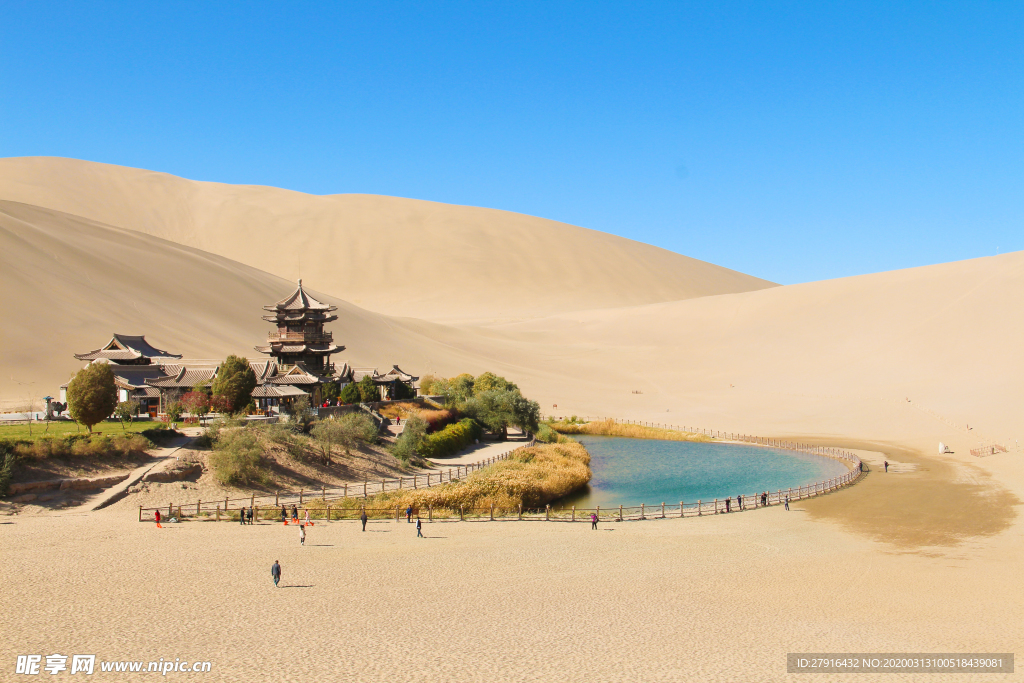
461;388;540;439
166;401;184;423
113;400;140;433
310;419;345;465
418;373;440;395
357;375;379;403
66;363;118;433
473;372;518;395
322;382;339;402
286;395;314;431
339;382;360;404
211;355;257;416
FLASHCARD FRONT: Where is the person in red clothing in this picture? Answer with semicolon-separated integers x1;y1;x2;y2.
154;509;162;527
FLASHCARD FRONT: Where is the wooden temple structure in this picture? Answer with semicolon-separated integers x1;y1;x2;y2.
63;280;419;418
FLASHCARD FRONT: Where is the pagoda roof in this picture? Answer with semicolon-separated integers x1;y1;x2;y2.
254;343;342;355
351;367;379;382
264;280;337;313
75;334;182;363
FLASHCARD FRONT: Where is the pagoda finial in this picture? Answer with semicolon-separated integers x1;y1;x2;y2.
298;278;302;286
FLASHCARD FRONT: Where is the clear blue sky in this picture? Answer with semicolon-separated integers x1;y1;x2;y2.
2;2;1022;284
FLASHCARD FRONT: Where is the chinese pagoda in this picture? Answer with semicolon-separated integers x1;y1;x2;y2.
254;279;344;377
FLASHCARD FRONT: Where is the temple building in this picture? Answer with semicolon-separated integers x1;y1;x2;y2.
62;280;420;418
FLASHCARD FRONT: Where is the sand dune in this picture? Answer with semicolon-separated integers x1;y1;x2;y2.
0;157;775;322
0;201;511;407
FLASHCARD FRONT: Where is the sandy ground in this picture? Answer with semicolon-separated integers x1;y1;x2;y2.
2;473;1020;683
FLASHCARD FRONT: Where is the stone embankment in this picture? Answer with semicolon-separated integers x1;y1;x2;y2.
9;474;130;502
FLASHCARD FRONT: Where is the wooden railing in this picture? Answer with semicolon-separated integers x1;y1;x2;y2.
137;421;862;523
138;440;537;521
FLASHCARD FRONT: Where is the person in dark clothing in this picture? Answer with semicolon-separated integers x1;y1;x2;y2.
884;461;889;472
761;492;768;507
240;507;246;525
737;494;743;510
416;518;423;538
281;505;288;524
724;497;731;513
784;496;790;511
247;506;254;525
291;505;299;523
406;506;413;523
360;510;368;532
271;560;281;587
590;513;598;530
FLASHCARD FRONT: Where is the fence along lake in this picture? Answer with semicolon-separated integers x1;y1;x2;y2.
559;435;850;509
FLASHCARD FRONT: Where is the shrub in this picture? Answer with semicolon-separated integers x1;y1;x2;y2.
209;428;273;486
392;415;427;465
166;402;184;423
0;440;17;497
357;375;379;403
418;418;483;459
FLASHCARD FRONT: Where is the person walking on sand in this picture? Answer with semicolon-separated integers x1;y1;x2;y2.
271;560;281;587
304;509;311;526
416;518;423;538
240;506;246;525
591;513;598;530
884;460;889;473
725;497;731;513
737;494;743;510
299;524;306;546
291;505;299;523
281;505;288;524
784;496;790;511
761;492;767;507
154;509;161;527
406;505;413;523
360;509;368;532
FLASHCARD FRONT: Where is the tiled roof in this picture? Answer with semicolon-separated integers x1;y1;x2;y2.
252;385;308;398
379;365;419;382
263;280;337;313
74;334;181;362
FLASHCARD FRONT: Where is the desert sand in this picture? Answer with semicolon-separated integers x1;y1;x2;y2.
1;158;1022;681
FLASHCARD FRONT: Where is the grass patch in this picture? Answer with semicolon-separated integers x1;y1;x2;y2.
551;418;712;442
0;420;169;443
418;418;483;459
3;433;154;461
306;441;592;518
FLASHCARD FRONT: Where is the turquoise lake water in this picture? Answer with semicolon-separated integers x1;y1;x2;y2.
558;435;849;508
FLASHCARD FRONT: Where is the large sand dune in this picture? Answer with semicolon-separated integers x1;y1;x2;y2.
0;157;775;322
0;200;511;406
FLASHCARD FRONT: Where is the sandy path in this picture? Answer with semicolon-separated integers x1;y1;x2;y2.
2;488;1021;683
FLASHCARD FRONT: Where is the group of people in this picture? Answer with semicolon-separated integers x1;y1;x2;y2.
238;507;255;524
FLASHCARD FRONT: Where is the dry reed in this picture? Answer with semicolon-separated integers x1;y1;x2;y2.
552;418;711;442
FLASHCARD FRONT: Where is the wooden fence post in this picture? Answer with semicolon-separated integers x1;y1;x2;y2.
138;505;142;522
714;498;718;514
197;500;201;517
216;505;220;521
641;503;645;519
251;494;255;509
572;505;575;522
364;480;368;497
275;491;279;506
224;496;228;511
327;506;330;521
698;499;701;516
518;503;522;520
299;489;304;505
322;486;326;501
490;503;494;521
545;504;550;521
596;505;600;521
460;505;464;521
680;501;684;517
344;484;347;498
428;505;432;521
618;504;623;521
661;502;665;518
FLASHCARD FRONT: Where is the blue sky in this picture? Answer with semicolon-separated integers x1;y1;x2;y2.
2;2;1022;284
